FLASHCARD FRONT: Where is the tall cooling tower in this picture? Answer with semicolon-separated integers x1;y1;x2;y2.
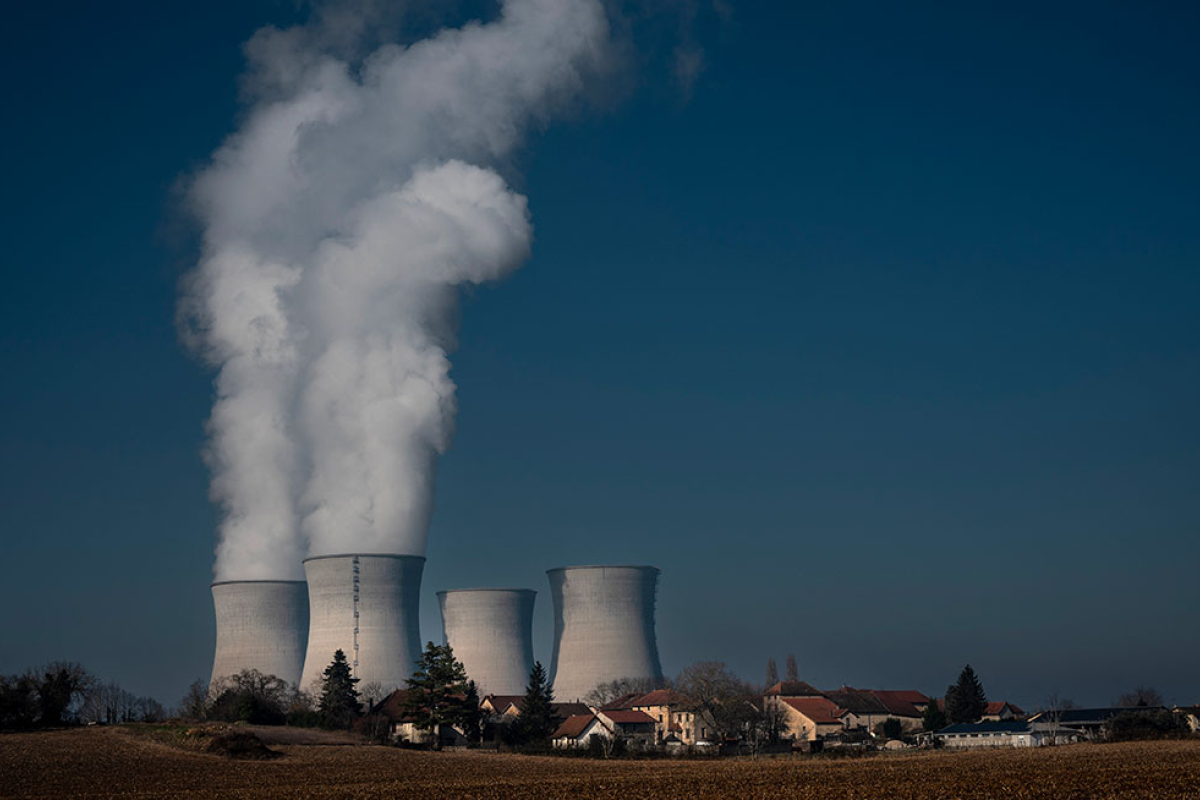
547;565;664;701
299;554;424;693
438;588;535;696
210;580;308;687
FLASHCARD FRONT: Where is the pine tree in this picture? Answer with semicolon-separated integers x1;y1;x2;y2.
512;662;556;745
462;680;484;745
785;653;799;682
922;697;947;732
945;664;987;724
765;657;779;688
404;642;471;749
318;650;362;730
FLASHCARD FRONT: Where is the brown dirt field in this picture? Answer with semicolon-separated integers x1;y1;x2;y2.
2;728;1199;799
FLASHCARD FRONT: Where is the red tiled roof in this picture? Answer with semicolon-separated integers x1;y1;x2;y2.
552;714;598;739
603;709;656;725
781;697;846;725
633;689;692;708
986;701;1025;716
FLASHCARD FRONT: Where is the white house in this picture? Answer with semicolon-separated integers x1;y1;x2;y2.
936;721;1083;748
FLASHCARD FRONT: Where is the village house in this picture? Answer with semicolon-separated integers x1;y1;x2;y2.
552;713;611;749
480;694;524;721
370;689;468;746
629;689;702;744
596;708;658;746
865;689;929;731
981;701;1026;721
822;687;901;735
774;696;846;741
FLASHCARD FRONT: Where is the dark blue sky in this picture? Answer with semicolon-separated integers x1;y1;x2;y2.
1;1;1197;709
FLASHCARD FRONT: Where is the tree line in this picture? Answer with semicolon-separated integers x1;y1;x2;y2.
0;662;164;730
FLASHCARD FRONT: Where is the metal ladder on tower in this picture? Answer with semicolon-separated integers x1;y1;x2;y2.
352;556;361;678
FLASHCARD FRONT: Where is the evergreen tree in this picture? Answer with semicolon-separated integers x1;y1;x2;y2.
318;650;362;730
785;653;799;682
404;642;471;749
945;664;987;724
461;680;484;745
765;657;779;688
922;698;947;732
512;662;556;745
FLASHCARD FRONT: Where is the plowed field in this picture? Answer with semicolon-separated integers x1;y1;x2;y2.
2;728;1198;799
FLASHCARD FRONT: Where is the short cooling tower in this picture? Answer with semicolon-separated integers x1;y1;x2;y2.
438;588;535;696
210;580;308;687
299;554;424;694
547;565;664;701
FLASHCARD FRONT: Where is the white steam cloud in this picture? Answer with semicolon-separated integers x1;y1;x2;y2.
183;0;613;580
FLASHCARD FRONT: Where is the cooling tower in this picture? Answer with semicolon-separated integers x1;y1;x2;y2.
547;565;664;701
438;588;535;696
210;580;308;687
299;554;424;693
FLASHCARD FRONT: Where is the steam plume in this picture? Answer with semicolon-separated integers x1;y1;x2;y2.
183;0;613;579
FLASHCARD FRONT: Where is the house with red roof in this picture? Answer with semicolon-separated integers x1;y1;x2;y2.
774;696;847;741
628;689;705;745
596;708;658;745
552;713;612;748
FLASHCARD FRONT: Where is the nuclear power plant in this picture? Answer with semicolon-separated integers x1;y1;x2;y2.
547;565;664;701
209;559;664;700
438;588;536;696
298;554;425;693
209;580;308;687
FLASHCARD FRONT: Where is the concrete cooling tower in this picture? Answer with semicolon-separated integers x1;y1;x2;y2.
210;580;308;687
299;554;424;693
438;588;535;696
547;565;664;701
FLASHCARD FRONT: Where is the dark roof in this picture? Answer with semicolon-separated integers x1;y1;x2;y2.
870;690;929;717
1028;707;1165;725
603;709;656;725
483;694;525;713
371;688;418;722
765;681;823;697
601;692;646;711
822;687;890;715
553;714;599;739
552;702;591;719
939;721;1030;734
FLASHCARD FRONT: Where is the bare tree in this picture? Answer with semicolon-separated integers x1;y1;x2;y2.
785;653;799;683
585;676;665;707
133;697;166;722
674;662;761;745
765;658;779;688
1042;691;1072;746
1117;687;1164;708
180;680;209;720
358;681;387;711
